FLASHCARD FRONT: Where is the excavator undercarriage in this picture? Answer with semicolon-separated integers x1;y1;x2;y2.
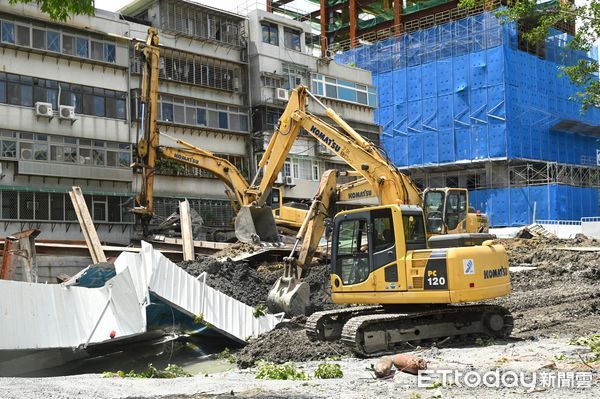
306;304;513;356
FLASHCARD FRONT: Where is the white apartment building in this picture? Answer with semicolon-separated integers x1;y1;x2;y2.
0;0;133;243
0;0;379;245
247;9;380;200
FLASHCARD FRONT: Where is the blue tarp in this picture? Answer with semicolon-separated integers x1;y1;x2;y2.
469;184;599;226
337;12;600;168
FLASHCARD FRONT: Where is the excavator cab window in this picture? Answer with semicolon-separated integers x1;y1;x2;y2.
423;191;444;234
445;190;467;231
334;217;370;285
402;213;427;250
372;208;397;271
268;188;281;210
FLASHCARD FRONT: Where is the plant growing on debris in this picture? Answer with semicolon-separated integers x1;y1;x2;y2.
570;334;600;361
102;363;191;378
475;337;495;347
255;361;308;380
314;362;343;379
217;348;237;364
253;304;267;318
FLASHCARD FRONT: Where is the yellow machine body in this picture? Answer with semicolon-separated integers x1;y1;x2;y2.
330;205;510;305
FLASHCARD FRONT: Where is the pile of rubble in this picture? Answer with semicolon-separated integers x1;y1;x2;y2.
179;256;337;313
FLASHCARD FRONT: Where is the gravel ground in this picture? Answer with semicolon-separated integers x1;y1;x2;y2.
2;237;599;398
492;237;600;338
1;338;597;399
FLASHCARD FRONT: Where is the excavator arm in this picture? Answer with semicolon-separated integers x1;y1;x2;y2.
245;86;421;208
267;169;339;315
132;28;161;224
157;139;249;206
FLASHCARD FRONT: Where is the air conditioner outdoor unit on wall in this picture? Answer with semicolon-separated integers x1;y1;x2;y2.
275;87;289;102
20;148;33;160
35;102;53;118
284;176;295;186
59;105;76;121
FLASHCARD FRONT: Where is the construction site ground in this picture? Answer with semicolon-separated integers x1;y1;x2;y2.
1;237;599;398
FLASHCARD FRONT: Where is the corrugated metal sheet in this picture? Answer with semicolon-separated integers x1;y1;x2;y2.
0;267;146;350
117;242;283;343
1;242;280;353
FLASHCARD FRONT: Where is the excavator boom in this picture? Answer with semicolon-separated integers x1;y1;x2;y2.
267;169;339;315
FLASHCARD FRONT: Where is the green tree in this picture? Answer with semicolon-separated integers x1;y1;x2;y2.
8;0;94;21
460;0;600;111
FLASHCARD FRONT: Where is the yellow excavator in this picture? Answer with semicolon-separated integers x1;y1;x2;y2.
253;86;511;354
236;86;488;242
131;28;378;243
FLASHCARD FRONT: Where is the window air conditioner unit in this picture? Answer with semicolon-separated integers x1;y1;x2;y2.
284;176;295;186
275;87;289;102
20;148;33;160
59;105;76;121
35;102;53;118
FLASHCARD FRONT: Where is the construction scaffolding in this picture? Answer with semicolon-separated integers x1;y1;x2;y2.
335;9;600;225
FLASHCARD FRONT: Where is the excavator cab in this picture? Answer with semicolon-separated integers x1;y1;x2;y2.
423;188;471;235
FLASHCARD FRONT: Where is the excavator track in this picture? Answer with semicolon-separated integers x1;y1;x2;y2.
305;306;383;341
340;304;513;357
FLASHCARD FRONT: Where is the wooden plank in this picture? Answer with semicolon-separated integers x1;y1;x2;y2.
69;187;107;264
179;200;194;261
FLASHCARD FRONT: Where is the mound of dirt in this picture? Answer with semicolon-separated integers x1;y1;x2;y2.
178;257;337;312
493;237;600;338
236;317;351;368
212;242;261;259
179;257;276;307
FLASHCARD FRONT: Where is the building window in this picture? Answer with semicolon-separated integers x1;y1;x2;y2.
47;31;60;52
284;28;301;51
76;37;88;58
1;21;14;44
104;43;116;63
91;40;103;61
262;76;282;88
62;34;74;55
261;22;278;46
283;161;291;177
0;191;132;223
311;74;377;107
16;25;30;46
0;18;116;63
150;49;240;92
161;0;243;46
10;130;131;169
286;157;320;181
282;66;305;90
32;28;45;49
155;94;248;133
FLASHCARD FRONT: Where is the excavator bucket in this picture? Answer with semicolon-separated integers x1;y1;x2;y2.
267;276;310;316
234;205;280;244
